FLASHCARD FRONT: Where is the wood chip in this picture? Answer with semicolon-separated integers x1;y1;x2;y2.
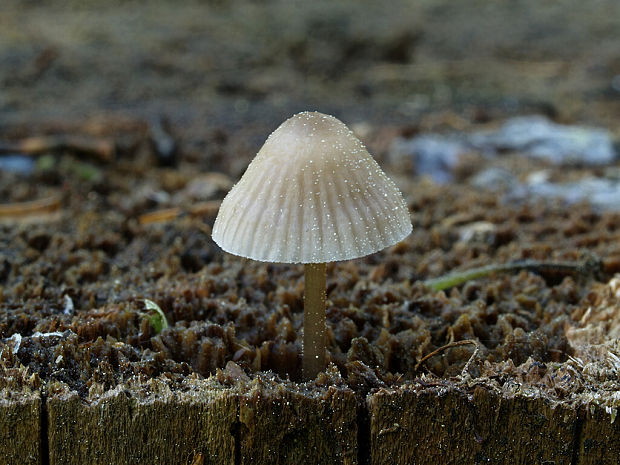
0;196;61;218
138;207;182;225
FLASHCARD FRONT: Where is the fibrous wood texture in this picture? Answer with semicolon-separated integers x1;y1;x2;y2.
0;368;41;465
46;378;237;465
239;372;358;465
43;369;359;465
576;403;620;464
368;385;579;465
3;369;620;464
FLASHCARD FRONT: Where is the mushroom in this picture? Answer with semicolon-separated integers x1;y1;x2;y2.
212;111;412;380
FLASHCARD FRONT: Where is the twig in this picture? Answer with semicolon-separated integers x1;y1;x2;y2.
138;207;182;225
415;340;480;376
0;196;61;218
423;257;602;292
460;341;480;376
138;201;221;225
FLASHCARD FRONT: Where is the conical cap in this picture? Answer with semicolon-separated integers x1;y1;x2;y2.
212;111;412;264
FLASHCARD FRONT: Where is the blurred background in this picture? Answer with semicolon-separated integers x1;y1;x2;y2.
2;0;620;134
1;0;620;259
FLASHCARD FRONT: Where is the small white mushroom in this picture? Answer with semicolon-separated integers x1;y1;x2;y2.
212;111;412;380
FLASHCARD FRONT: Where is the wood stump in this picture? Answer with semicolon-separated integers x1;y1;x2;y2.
1;367;620;464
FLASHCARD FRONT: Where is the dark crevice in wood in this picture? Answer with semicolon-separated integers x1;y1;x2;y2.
40;390;50;465
232;400;241;465
571;408;584;465
357;402;371;465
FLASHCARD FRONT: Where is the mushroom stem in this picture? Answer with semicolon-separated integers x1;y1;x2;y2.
303;262;327;380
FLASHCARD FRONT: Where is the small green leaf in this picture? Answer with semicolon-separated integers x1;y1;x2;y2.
143;299;169;334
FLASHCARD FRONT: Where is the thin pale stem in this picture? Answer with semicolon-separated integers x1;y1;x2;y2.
303;262;327;380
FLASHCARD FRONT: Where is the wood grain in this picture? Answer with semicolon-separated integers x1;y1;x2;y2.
239;375;358;465
47;379;237;465
368;385;579;465
0;370;41;465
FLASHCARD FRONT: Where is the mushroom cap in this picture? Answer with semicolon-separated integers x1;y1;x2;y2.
212;111;412;264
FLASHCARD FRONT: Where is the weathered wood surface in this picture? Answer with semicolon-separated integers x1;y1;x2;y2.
3;369;620;464
238;375;358;465
46;378;237;465
0;368;41;465
576;403;620;465
45;369;359;465
368;385;581;465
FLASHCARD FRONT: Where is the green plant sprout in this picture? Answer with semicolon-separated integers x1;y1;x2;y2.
143;299;169;334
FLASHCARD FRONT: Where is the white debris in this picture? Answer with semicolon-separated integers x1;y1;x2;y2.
63;294;75;315
9;333;22;354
